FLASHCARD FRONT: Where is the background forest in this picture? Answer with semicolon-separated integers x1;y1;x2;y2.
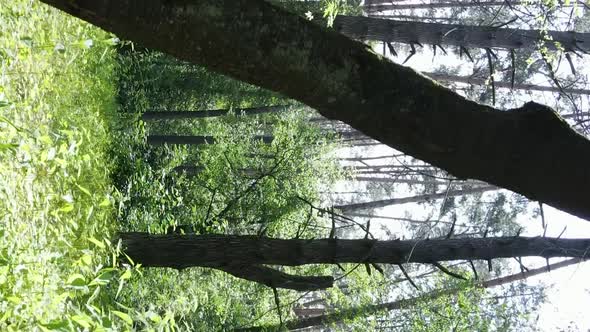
1;0;589;331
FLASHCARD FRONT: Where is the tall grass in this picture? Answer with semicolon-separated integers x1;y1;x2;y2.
0;1;128;329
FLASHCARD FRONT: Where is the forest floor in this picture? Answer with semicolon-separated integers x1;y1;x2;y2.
0;1;126;329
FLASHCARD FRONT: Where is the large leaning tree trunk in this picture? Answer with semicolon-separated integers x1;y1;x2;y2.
120;233;590;269
333;15;590;52
240;258;582;331
39;0;590;220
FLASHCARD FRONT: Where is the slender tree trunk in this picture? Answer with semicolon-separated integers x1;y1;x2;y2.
334;185;496;212
333;15;590;52
352;177;480;186
346;213;459;226
40;0;590;220
141;105;292;121
353;169;435;175
363;0;585;12
120;233;590;269
425;72;590;95
147;135;274;146
345;164;435;170
241;258;583;331
371;14;462;24
339;154;406;162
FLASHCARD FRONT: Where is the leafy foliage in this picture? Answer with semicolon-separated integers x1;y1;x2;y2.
0;1;131;329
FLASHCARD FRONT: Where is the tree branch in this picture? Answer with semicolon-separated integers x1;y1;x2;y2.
219;265;334;291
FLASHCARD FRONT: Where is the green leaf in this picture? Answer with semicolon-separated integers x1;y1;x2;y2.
0;115;23;132
88;237;105;249
86;285;101;305
0;143;18;153
89;268;117;286
7;296;21;304
66;273;86;287
58;203;74;213
71;314;92;329
111;310;133;325
147;311;162;323
98;197;111;207
39;319;69;331
75;183;92;197
120;269;132;280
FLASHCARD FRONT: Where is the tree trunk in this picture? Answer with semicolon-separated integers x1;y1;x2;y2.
120;232;589;268
334;185;496;212
372;14;462;24
352;177;483;186
363;0;585;12
147;135;274;146
425;72;590;95
240;258;582;331
333;15;590;52
345;164;435;170
346;212;458;226
339;154;406;162
40;0;590;220
141;105;292;121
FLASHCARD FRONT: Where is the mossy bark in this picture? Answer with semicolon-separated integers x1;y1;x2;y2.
40;0;590;220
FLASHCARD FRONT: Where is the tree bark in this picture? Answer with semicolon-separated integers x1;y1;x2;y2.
353;177;485;186
120;233;590;269
333;15;590;52
39;0;590;220
334;185;496;212
147;135;274;146
345;164;435;170
425;72;590;95
363;0;585;12
239;257;582;330
339;154;406;162
346;212;458;226
141;105;292;121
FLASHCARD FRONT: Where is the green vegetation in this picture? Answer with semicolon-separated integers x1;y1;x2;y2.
2;0;561;330
0;1;122;329
1;1;345;330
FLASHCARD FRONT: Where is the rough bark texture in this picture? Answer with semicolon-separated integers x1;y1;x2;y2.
334;185;496;212
141;105;291;121
120;233;590;269
40;0;590;220
425;72;590;95
241;257;583;331
334;15;590;52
